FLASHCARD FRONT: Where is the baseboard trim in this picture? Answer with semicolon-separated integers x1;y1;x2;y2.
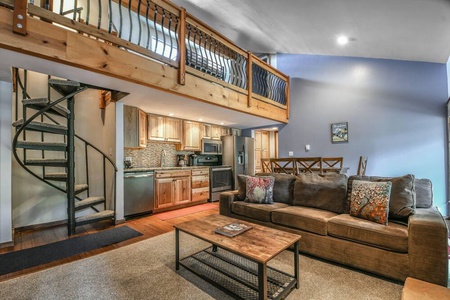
0;240;14;249
14;220;68;233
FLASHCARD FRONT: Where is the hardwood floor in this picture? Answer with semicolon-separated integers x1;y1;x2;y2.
0;203;219;282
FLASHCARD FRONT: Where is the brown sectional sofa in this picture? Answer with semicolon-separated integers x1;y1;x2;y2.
219;173;449;286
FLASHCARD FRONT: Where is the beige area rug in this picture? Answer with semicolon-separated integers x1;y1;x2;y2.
0;231;403;300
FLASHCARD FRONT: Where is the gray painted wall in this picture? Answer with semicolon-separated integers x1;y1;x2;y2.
447;56;450;98
276;54;448;215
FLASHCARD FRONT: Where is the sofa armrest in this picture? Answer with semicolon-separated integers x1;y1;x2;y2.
219;190;240;216
408;207;448;286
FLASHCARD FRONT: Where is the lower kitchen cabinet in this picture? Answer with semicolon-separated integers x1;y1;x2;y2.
191;168;210;201
155;170;191;210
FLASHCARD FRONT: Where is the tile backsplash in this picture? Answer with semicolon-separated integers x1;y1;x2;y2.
124;143;194;168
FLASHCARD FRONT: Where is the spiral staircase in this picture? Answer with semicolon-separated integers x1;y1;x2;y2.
12;70;117;235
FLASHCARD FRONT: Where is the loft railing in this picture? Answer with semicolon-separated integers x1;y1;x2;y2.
5;0;290;114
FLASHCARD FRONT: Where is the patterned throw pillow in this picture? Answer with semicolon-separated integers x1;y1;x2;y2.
350;180;392;225
245;176;275;204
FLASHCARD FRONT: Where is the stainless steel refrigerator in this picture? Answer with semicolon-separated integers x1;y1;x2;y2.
221;135;255;190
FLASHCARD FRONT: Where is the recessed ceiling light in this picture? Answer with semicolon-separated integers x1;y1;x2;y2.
272;127;277;130
220;122;224;125
337;35;349;45
199;118;203;121
168;113;174;116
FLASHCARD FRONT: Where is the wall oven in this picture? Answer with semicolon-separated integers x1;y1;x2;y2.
209;165;233;202
201;139;223;155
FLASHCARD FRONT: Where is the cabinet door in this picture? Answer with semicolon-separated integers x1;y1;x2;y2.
183;121;201;151
165;117;182;142
261;131;270;158
173;177;191;204
203;124;212;139
221;127;230;137
138;110;147;147
148;114;165;141
211;125;222;140
155;178;174;209
123;106;139;148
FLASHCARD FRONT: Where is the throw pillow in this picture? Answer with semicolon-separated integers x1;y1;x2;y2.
245;176;275;204
350;180;392;225
293;173;348;214
237;174;249;201
348;174;416;223
256;173;297;204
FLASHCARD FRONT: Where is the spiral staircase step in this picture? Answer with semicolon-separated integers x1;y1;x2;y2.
75;210;115;226
13;119;68;134
75;196;105;210
22;98;70;117
24;158;67;167
16;141;67;151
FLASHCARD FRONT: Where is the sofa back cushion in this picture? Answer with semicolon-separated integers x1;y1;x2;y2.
348;174;416;223
256;173;297;204
293;173;348;214
414;178;433;208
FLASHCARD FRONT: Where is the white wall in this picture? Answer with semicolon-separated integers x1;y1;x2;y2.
0;81;12;244
447;56;450;98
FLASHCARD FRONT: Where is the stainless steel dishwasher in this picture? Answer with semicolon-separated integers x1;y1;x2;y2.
124;171;154;218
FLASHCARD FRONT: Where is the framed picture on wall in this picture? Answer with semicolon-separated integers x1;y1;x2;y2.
331;122;348;144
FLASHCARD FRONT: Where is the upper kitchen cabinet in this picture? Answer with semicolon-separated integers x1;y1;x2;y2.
211;125;222;140
147;114;182;143
203;124;230;140
182;120;201;151
202;124;212;139
124;105;147;148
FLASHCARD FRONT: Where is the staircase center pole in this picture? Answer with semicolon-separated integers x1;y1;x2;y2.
67;96;76;235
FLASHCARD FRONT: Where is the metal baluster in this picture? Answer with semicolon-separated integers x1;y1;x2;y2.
173;13;179;61
161;9;166;59
118;0;122;37
153;5;158;53
225;47;233;85
186;24;192;65
192;27;199;68
98;0;102;29
60;0;64;15
137;0;142;45
205;34;211;74
73;0;77;20
212;39;219;78
128;0;132;42
198;31;204;71
85;143;90;198
86;0;90;25
108;0;112;33
145;1;151;49
168;13;173;60
218;44;226;82
235;54;243;89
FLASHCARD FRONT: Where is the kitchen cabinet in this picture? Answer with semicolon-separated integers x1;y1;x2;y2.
182;120;201;151
124;105;147;148
147;114;182;143
191;168;210;202
155;170;191;210
254;130;270;173
211;125;222;140
202;124;212;139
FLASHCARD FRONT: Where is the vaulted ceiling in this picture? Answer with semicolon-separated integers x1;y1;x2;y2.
173;0;450;63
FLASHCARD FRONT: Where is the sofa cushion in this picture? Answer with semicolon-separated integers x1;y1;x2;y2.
245;175;275;204
328;214;409;253
237;174;248;201
271;206;338;236
348;175;416;223
293;173;348;214
350;180;392;225
414;178;433;208
231;201;289;222
256;173;297;204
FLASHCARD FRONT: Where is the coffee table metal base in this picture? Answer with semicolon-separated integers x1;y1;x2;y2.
176;231;299;300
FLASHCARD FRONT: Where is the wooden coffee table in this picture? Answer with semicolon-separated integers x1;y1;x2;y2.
174;214;301;300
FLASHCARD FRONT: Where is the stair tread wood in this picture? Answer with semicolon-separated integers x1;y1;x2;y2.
45;172;67;178
16;141;67;150
74;184;89;193
75;210;114;223
13;119;67;134
22;98;70;117
75;196;105;209
25;158;67;164
48;79;80;87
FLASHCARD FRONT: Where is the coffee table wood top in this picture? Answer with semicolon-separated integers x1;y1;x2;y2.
174;214;301;264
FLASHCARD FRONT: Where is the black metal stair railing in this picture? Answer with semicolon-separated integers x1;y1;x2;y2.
252;63;287;105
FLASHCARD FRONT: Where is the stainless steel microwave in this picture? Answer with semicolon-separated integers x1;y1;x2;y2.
201;139;222;155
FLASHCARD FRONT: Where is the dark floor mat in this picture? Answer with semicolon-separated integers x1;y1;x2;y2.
0;226;142;276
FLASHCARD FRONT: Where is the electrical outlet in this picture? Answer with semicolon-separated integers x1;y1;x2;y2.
305;145;310;151
288;151;294;157
125;157;132;162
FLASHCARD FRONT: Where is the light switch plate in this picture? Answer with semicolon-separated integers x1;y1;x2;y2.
288;151;294;156
305;145;310;151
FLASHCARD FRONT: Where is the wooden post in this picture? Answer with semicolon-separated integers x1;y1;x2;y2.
178;8;186;85
247;51;253;107
13;0;28;36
